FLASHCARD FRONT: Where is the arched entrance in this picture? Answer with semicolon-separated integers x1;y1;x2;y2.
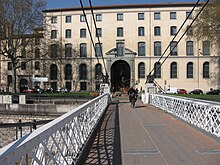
20;79;28;92
111;60;130;92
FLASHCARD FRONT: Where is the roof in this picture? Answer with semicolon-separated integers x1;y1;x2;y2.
43;2;199;13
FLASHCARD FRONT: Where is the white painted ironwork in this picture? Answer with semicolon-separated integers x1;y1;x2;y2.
0;93;111;165
149;94;220;137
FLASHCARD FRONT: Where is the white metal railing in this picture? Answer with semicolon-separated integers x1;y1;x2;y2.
0;93;111;165
149;94;220;137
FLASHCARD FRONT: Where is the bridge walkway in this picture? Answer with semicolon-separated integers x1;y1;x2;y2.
80;97;220;165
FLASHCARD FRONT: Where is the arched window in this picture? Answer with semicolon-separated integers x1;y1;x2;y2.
117;27;123;37
50;64;58;80
154;26;161;36
154;62;161;78
138;27;145;36
138;62;145;78
170;41;178;56
138;42;145;56
65;43;72;57
186;41;194;55
80;43;87;57
50;44;58;58
65;64;72;80
202;41;210;55
95;64;102;79
187;62;193;78
79;64;87;80
154;41;161;56
203;62;209;78
170;62;177;78
170;26;177;35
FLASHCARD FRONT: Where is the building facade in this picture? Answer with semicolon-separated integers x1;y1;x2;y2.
1;3;219;93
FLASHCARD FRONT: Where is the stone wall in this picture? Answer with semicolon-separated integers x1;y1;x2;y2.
0;101;87;149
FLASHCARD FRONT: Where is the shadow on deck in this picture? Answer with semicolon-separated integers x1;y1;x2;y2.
77;100;121;165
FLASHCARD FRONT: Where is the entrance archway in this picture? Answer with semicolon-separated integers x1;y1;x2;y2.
111;60;130;92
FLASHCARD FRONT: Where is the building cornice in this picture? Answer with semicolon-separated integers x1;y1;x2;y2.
43;2;201;13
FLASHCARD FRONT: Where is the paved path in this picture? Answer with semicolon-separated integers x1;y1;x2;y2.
82;98;220;165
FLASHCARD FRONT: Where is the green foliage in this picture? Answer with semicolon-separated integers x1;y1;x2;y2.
193;0;220;48
177;94;220;102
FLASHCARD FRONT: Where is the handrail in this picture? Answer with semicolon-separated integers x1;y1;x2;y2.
149;93;220;137
0;93;111;165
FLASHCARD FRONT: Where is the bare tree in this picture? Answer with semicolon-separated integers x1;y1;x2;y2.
0;0;46;93
41;38;80;92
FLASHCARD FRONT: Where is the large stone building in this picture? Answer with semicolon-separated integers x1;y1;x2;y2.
1;3;219;93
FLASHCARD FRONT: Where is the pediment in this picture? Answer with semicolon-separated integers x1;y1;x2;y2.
106;47;136;55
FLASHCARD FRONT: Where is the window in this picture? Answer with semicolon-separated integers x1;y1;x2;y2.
154;26;161;36
35;38;40;45
80;43;87;57
116;42;124;56
35;61;40;70
66;16;71;23
170;12;176;19
96;28;102;37
186;11;192;19
35;48;40;59
203;41;210;55
96;14;102;21
186;26;193;35
117;13;123;21
50;82;57;91
138;62;145;78
80;28;86;38
154;12;160;20
95;43;102;57
80;15;86;22
154;62;161;78
170;26;177;35
138;13;144;20
170;62;177;78
154;41;161;56
8;62;12;70
50;64;58;80
65;64;72;80
95;64;102;80
65;29;71;38
117;27;123;37
170;41;178;56
186;41;194;55
187;62;193;78
21;48;26;58
80;82;87;91
65;43;72;57
21;62;26;70
79;64;87;80
66;82;71;91
138;27;145;36
50;44;58;58
51;16;57;23
7;75;12;85
203;62;209;78
51;30;57;39
138;42;145;56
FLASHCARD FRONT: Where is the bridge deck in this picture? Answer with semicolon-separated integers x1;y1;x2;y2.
81;98;220;165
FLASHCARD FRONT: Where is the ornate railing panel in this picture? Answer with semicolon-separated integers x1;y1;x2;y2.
0;93;111;165
149;94;220;137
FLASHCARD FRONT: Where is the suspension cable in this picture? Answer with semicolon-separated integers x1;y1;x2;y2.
148;0;202;76
152;0;210;90
88;0;108;79
79;0;101;65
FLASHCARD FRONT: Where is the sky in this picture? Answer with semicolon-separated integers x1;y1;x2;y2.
46;0;198;9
